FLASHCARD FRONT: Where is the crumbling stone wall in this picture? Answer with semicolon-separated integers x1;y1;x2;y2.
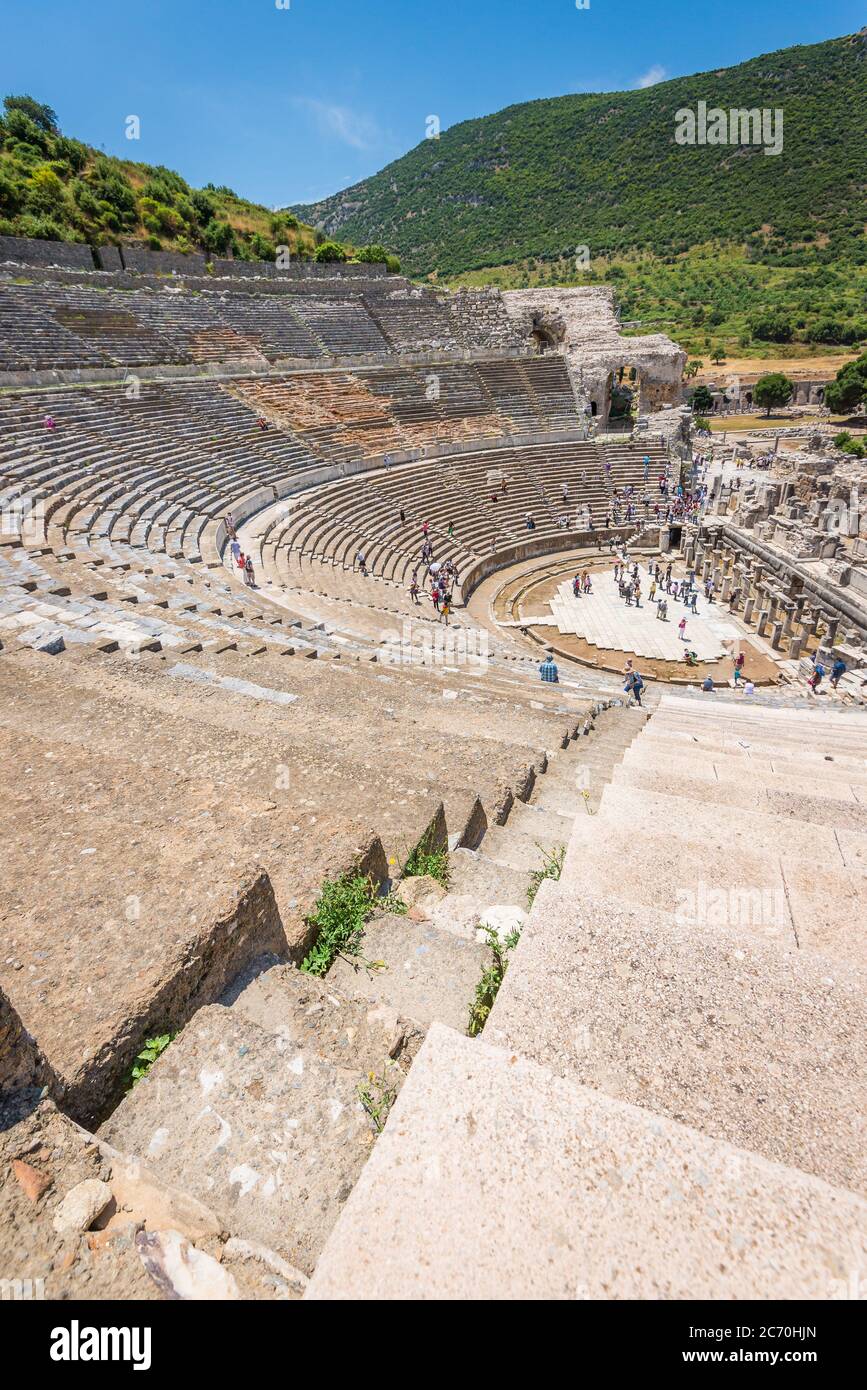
0;234;95;271
501;287;685;423
446;288;525;352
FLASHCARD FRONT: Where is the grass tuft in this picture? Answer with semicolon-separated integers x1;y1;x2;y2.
404;833;450;886
526;843;565;909
301;873;380;976
468;925;521;1037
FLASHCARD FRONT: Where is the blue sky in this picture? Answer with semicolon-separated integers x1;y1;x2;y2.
1;0;862;207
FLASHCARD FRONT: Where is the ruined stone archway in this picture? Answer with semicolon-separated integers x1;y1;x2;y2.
528;311;566;356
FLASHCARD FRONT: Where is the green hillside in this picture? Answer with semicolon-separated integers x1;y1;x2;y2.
0;94;398;267
292;31;867;279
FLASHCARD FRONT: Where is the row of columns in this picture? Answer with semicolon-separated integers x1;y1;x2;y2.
683;529;848;659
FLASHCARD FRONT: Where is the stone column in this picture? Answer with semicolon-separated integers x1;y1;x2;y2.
743;596;755;625
788;636;803;659
721;576;732;602
757;609;770;638
771;621;784;650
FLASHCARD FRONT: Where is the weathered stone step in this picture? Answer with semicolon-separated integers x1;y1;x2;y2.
560;799;866;966
305;1023;867;1300
503;800;574;843
533;782;605;817
326;911;488;1034
100;1004;379;1276
446;846;531;905
610;762;867;826
477;822;564;873
226;961;426;1073
487;882;867;1196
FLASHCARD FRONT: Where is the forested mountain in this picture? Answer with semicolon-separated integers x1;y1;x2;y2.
292;31;867;279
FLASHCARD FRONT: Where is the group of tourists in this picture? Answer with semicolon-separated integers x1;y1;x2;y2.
407;534;459;624
224;513;256;587
808;654;848;694
609;554;701;625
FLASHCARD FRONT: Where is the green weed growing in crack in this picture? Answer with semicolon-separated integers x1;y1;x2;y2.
357;1069;399;1134
468;925;522;1037
403;833;449;886
301;872;385;976
128;1032;175;1089
526;842;565;909
381;888;408;915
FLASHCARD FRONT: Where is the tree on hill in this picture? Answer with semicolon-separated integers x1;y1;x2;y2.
690;385;714;413
824;355;867;415
749;315;793;344
683;359;703;380
710;344;726;364
313;240;347;263
753;372;794;416
3;95;58;134
354;243;390;264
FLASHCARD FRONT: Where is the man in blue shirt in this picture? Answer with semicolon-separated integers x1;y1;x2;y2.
539;652;559;683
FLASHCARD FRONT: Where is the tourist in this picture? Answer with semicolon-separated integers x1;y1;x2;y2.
229;536;241;567
225;512;237;539
356;550;368;576
409;574;420;604
583;571;592;594
649;577;657;602
561;482;569;502
808;661;825;693
743;679;755;696
539;650;559;683
526;513;536;531
400;507;406;525
634;582;641;608
572;576;581;598
702;675;714;692
422;520;430;537
831;657;847;689
244;555;256;588
440;593;451;625
44;415;56;430
689;590;698;614
256;417;268;430
447;521;455;538
235;549;246;575
625;668;644;707
431;585;441;611
678;616;687;641
735;651;745;677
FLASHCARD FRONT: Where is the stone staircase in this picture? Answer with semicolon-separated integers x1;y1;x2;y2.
95;698;647;1286
299;693;867;1299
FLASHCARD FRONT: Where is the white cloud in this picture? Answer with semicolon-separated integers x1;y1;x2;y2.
636;64;667;89
292;97;380;151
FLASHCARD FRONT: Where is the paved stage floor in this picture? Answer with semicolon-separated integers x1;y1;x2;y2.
546;565;740;662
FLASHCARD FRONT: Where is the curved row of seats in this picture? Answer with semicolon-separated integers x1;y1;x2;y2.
256;440;612;598
0;274;525;373
0;358;589;566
